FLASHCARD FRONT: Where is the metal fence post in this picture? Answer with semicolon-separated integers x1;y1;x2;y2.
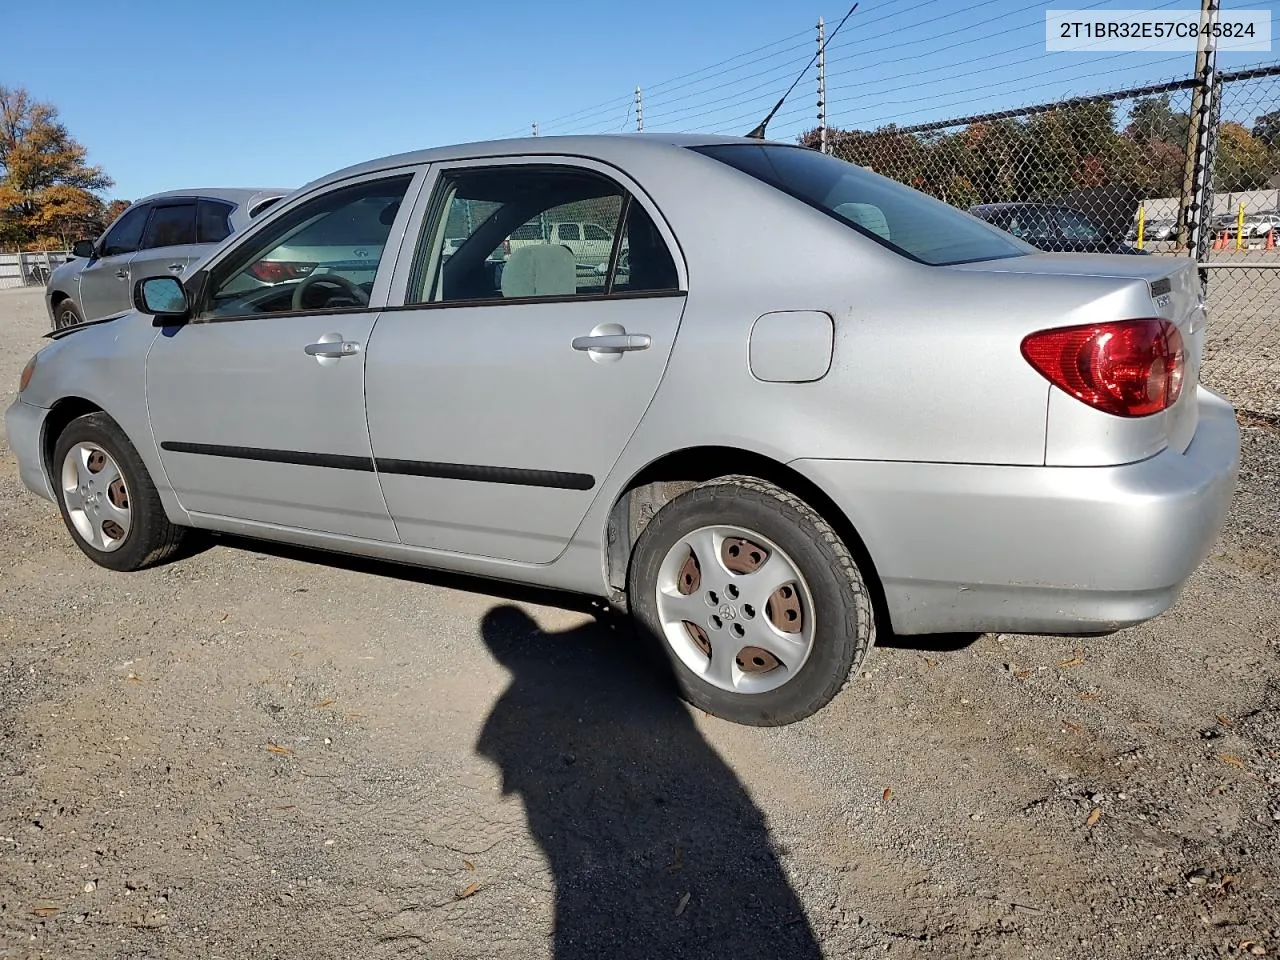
1178;0;1220;259
817;17;828;154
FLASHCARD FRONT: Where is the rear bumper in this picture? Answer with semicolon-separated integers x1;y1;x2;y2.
4;398;55;502
790;386;1241;636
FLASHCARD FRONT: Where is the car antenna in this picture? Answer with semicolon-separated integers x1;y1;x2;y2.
745;3;858;140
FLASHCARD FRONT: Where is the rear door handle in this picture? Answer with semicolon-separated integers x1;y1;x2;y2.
115;269;128;280
571;334;651;352
168;263;185;273
305;341;361;358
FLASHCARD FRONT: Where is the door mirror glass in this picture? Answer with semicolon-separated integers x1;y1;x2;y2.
135;276;188;318
71;239;95;259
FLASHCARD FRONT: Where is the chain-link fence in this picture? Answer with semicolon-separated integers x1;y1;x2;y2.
0;250;71;290
819;63;1280;419
1199;67;1280;419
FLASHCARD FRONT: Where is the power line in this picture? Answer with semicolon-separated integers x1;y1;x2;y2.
641;40;813;113
856;55;1190;128
825;0;1187;107
824;0;1129;80
643;28;812;95
643;58;814;129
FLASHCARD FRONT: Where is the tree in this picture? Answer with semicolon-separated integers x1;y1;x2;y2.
0;85;112;250
1250;110;1280;148
1127;95;1190;146
102;198;131;226
1214;122;1274;191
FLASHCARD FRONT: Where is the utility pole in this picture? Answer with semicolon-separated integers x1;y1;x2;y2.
1177;0;1220;258
635;86;644;132
817;17;828;153
532;121;539;137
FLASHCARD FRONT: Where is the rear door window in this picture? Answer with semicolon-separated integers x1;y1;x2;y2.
141;203;197;249
408;164;679;303
197;199;235;243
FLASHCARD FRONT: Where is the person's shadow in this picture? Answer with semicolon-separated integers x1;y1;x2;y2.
475;604;825;960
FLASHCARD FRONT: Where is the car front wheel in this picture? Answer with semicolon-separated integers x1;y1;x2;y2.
52;412;187;572
54;300;84;330
627;475;875;726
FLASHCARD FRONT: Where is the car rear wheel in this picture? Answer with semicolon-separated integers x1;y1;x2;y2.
52;412;187;572
627;475;874;726
54;300;83;330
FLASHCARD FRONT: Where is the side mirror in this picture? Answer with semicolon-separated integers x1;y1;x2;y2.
71;239;95;259
133;276;190;324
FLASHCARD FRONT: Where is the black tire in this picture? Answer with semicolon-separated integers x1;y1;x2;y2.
53;299;83;330
627;475;875;726
51;412;187;572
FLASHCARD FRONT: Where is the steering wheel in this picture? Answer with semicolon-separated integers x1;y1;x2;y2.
291;271;370;312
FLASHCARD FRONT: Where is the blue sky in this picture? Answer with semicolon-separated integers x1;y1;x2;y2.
4;0;1277;201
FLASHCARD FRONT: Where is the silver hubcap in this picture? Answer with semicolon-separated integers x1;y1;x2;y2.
60;442;131;552
654;525;815;694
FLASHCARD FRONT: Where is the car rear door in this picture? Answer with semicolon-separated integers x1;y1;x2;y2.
129;198;204;285
363;157;687;563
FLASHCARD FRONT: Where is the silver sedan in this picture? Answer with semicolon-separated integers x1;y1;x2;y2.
6;134;1240;726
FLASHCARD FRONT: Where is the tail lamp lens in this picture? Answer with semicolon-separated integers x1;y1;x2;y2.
1021;319;1184;417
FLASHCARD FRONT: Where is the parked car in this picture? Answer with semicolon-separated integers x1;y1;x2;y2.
46;187;292;329
1244;213;1280;238
969;202;1147;254
1126;217;1176;243
7;135;1239;726
498;218;617;266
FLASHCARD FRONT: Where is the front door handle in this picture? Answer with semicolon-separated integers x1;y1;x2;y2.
115;269;128;280
168;263;185;273
305;341;361;359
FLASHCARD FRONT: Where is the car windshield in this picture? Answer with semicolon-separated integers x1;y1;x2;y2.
692;143;1032;266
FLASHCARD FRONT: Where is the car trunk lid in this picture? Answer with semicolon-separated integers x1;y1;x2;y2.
949;253;1204;454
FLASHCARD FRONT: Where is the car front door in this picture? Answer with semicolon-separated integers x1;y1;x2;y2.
145;170;422;540
78;202;151;321
128;199;204;286
363;158;687;563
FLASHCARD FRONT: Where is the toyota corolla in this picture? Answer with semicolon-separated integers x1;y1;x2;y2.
6;134;1240;726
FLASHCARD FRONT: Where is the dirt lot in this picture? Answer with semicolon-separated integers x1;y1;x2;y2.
0;284;1277;959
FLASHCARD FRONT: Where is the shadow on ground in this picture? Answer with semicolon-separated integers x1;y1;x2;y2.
474;604;824;960
210;535;826;957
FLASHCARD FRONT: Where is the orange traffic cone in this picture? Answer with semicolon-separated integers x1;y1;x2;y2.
1267;228;1275;250
1213;229;1226;250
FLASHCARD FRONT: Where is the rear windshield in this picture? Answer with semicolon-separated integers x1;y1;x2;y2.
692;143;1032;266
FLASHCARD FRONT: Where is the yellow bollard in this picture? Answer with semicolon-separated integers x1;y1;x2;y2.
1237;203;1245;251
1137;205;1145;250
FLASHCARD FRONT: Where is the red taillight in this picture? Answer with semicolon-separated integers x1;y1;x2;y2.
1021;318;1184;418
246;260;316;283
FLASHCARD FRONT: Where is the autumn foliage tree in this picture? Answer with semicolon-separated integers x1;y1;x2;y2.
0;85;112;250
806;92;1278;223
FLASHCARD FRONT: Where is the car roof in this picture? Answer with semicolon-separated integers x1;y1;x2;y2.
131;186;294;206
295;133;774;194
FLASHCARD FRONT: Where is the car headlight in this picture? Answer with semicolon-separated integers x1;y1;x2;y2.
18;353;37;393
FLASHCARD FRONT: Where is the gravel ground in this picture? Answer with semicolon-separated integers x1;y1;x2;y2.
0;285;1277;959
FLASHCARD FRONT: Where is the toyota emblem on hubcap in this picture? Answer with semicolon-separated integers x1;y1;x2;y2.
717;602;738;621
